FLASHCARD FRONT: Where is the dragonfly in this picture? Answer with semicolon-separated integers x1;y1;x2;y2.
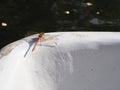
32;32;44;52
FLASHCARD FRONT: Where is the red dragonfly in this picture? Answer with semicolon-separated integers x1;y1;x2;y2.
32;32;44;52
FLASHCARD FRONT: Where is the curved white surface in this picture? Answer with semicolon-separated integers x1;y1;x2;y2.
0;32;120;90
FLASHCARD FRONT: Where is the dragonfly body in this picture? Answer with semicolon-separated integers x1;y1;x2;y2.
32;32;44;52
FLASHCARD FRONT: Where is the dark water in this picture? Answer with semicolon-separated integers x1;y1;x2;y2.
0;0;120;49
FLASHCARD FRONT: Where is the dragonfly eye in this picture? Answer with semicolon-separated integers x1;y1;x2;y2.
39;32;44;37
